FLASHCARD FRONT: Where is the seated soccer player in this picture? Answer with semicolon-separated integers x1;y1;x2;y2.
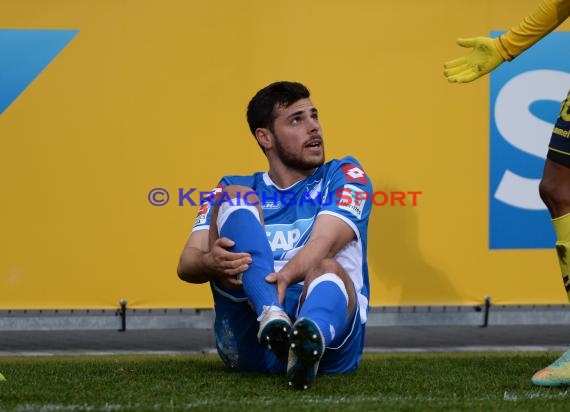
177;81;373;389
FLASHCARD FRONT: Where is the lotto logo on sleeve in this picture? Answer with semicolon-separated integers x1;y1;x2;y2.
490;32;570;249
341;164;368;184
212;184;223;196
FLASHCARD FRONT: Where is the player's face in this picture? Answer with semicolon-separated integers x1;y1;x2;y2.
270;98;325;170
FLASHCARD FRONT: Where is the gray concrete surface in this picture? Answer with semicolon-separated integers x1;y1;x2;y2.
1;306;570;356
1;325;569;356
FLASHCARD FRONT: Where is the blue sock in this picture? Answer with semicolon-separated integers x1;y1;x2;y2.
299;274;350;346
218;207;281;316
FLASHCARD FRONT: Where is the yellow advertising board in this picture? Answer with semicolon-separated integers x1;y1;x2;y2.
1;0;569;309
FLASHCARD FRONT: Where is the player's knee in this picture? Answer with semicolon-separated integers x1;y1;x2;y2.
539;160;570;216
304;259;356;314
306;259;347;284
213;185;264;226
219;185;256;201
316;258;344;275
539;176;554;207
219;185;261;209
539;175;570;214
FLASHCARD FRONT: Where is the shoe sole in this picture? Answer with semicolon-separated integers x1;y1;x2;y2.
287;318;324;390
260;319;291;360
532;378;570;386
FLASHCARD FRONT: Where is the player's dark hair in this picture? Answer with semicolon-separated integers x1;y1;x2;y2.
246;81;310;136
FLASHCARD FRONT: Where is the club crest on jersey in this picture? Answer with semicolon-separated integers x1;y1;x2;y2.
341;164;367;184
305;179;323;200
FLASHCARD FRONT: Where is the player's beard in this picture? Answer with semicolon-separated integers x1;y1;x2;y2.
273;133;325;171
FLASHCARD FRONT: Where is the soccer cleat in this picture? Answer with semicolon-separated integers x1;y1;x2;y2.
257;305;292;359
287;317;325;390
531;347;570;386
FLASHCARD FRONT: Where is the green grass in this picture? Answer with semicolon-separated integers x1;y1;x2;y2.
0;352;569;411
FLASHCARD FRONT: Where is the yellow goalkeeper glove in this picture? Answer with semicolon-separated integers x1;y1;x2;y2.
443;37;505;83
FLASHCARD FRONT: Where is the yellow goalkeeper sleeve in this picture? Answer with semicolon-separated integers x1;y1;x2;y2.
495;0;570;61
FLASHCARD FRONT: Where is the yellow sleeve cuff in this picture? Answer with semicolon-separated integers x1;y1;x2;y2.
494;37;515;61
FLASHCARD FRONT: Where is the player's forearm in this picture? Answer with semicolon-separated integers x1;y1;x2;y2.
280;236;342;283
281;213;355;282
495;0;570;60
177;246;213;284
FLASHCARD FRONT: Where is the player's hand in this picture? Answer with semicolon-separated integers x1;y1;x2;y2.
265;268;302;304
443;37;505;83
205;237;251;288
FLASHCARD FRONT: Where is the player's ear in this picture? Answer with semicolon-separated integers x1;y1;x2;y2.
255;128;272;151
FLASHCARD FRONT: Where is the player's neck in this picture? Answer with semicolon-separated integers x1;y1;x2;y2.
267;165;316;189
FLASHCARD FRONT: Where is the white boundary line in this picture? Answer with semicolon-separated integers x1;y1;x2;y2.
9;390;570;411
